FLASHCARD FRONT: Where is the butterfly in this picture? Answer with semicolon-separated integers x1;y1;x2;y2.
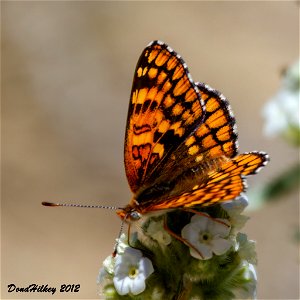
116;40;268;221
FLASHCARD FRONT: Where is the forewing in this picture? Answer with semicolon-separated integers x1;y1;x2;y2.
140;151;269;212
124;41;205;193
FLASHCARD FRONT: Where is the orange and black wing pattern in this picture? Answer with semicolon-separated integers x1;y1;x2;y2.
122;41;269;216
140;152;268;213
194;82;238;159
124;41;205;193
157;81;239;183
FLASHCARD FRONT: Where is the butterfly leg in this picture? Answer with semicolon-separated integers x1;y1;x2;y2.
182;207;230;228
163;214;205;259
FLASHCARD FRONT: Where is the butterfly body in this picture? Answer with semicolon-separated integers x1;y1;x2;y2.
117;41;269;221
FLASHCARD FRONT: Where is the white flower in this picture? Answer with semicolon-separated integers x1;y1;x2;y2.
262;89;299;137
97;267;108;284
145;219;171;245
233;262;257;299
221;195;249;230
221;194;248;214
102;255;115;274
100;233;129;277
262;59;300;138
181;214;232;260
113;247;154;295
116;233;128;254
236;233;257;265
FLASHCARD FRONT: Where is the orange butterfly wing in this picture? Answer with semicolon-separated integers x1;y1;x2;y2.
124;41;205;193
121;41;269;217
194;82;238;159
141;152;269;212
155;81;239;183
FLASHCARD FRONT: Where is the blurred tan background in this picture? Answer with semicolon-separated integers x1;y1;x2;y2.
2;2;299;299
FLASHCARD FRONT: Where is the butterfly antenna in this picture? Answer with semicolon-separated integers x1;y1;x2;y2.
42;202;122;210
112;213;129;257
42;201;127;257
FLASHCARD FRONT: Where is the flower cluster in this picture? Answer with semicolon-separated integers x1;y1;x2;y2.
98;194;257;299
262;60;300;145
257;60;299;206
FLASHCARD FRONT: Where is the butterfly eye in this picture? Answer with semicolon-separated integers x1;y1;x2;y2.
130;211;141;221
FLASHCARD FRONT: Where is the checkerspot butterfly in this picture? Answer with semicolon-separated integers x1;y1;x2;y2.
43;41;268;224
117;40;268;221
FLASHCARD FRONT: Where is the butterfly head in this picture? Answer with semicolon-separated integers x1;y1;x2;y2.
116;205;141;222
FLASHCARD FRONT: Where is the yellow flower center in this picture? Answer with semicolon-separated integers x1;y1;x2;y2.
202;233;209;240
199;232;212;244
128;266;138;279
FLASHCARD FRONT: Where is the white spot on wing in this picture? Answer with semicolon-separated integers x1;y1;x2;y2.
167;46;173;53
219;94;226;101
147;41;154;47
204;83;214;92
